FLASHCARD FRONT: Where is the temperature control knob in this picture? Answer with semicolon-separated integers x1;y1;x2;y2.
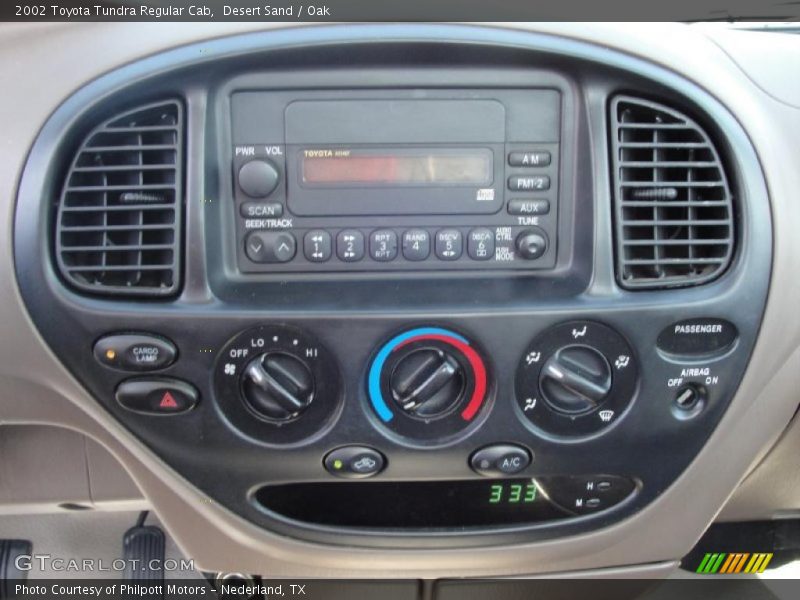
368;327;491;443
389;347;466;418
241;352;314;421
539;346;612;414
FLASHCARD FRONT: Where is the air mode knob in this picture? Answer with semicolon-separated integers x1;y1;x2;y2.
389;347;466;418
539;345;612;414
241;352;314;421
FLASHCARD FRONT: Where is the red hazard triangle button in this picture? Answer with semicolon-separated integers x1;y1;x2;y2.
116;379;198;415
159;391;180;410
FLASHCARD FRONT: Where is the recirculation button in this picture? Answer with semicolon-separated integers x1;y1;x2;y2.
470;444;532;477
324;446;385;479
94;334;176;372
115;378;198;415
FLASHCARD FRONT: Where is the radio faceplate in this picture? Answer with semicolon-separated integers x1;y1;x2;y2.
230;89;562;273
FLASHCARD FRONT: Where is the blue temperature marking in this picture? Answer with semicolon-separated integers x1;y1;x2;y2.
368;327;468;422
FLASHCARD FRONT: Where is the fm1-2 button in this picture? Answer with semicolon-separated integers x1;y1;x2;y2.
94;333;176;372
304;230;332;262
115;378;198;415
508;175;550;191
336;230;365;262
468;228;495;260
402;229;430;261
245;231;296;263
370;230;398;261
324;446;386;479
470;444;532;477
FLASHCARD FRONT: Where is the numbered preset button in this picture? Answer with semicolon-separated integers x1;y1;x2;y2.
336;230;365;262
369;230;398;262
303;230;332;262
402;229;431;261
435;229;463;261
467;228;495;260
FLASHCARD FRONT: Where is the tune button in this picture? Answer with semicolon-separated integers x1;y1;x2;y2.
470;444;532;477
336;230;365;262
369;230;398;261
303;230;332;262
516;230;548;260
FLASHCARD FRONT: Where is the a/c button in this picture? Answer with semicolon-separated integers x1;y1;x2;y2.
470;444;532;477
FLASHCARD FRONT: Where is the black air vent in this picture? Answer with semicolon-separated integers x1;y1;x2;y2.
55;101;183;297
610;96;734;289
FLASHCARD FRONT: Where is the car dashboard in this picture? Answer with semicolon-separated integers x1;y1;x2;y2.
1;22;799;580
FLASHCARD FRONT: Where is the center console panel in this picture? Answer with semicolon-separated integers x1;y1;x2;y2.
13;34;771;550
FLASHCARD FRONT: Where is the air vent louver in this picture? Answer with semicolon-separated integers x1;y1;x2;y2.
610;96;734;289
55;101;183;297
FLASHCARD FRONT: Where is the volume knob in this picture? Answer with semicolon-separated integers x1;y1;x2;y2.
539;345;612;414
241;352;314;421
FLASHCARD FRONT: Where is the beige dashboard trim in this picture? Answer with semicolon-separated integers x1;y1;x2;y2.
1;22;799;576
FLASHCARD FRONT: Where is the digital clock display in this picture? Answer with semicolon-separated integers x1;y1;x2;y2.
488;481;538;505
256;478;573;529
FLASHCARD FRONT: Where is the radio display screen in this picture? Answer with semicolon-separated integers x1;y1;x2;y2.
300;148;492;186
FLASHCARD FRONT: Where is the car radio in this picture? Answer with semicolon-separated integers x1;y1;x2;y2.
229;89;561;273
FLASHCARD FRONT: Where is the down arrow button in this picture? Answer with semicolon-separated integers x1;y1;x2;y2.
245;231;297;263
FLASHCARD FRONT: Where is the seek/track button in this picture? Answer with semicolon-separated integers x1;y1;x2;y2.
245;231;296;263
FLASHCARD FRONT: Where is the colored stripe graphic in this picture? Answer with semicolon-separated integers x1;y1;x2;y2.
697;552;773;574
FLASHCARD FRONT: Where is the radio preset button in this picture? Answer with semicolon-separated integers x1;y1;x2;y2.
239;202;283;219
245;231;296;263
467;228;495;261
336;230;365;262
238;159;280;198
370;230;398;262
508;199;550;216
508;151;551;167
402;229;431;261
304;230;332;262
508;175;550;191
435;229;463;260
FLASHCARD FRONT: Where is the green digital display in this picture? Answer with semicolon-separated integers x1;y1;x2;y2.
489;481;538;505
